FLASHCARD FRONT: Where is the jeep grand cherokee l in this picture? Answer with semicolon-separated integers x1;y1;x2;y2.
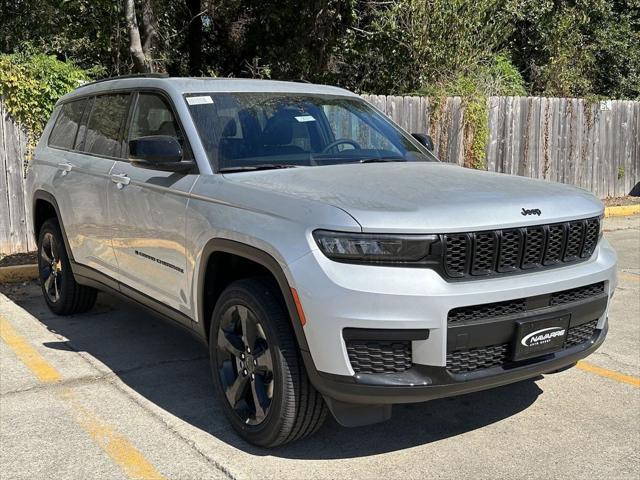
27;75;617;447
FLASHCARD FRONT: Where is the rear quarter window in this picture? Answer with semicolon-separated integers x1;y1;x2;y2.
48;99;87;149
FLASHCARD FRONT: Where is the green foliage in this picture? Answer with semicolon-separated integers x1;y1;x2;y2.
418;55;526;170
618;166;625;180
0;0;637;100
506;0;640;99
0;52;89;146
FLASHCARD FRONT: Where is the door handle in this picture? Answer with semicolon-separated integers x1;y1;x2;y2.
110;173;131;189
58;162;73;176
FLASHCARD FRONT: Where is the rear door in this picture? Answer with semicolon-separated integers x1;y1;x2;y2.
107;91;197;318
47;94;130;283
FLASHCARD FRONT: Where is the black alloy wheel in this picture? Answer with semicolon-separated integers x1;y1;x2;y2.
216;304;274;425
209;278;327;447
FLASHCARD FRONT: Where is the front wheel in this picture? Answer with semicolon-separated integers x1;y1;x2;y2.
209;278;327;447
37;218;97;315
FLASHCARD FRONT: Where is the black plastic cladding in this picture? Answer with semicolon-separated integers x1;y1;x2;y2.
446;320;599;374
442;217;600;279
448;281;605;324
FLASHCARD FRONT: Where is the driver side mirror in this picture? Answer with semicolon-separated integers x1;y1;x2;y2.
129;135;194;172
411;133;434;152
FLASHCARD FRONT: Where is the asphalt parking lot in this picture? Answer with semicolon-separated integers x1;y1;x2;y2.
1;216;638;480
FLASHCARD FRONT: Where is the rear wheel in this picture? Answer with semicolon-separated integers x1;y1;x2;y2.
209;278;327;447
37;218;97;315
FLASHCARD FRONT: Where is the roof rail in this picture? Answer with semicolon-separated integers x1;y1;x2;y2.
77;73;170;89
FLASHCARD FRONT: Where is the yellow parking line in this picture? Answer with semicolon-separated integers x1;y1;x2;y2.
0;314;165;480
577;361;640;388
61;390;166;480
0;316;61;383
619;272;639;282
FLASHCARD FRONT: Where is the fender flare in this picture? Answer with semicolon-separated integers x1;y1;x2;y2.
195;238;310;352
32;189;75;262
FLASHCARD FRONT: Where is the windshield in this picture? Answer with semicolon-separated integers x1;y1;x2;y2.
185;93;438;172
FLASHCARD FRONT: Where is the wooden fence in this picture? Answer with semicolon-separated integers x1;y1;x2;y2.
1;100;36;255
1;96;639;254
363;95;639;198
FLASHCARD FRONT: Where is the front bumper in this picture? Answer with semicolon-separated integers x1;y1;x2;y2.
290;237;617;377
303;321;607;405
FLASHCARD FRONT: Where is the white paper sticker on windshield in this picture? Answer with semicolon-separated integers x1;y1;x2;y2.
186;96;213;105
295;115;316;122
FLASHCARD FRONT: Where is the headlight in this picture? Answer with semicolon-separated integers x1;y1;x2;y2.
313;230;439;265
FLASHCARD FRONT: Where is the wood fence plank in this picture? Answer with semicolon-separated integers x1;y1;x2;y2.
0;100;13;254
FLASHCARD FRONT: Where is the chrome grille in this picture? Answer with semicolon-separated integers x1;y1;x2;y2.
441;217;600;279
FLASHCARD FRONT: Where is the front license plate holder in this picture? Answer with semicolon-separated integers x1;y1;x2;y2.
513;315;570;361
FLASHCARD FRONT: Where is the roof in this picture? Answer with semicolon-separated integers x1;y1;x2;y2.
57;76;358;104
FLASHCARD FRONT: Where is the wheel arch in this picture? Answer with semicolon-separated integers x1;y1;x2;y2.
196;238;310;352
32;190;74;261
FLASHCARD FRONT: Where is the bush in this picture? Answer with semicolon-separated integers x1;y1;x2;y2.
0;53;90;140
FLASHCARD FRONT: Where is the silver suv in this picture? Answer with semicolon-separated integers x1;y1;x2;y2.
28;75;617;447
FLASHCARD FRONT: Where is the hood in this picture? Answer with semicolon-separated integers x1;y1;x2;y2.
224;162;603;233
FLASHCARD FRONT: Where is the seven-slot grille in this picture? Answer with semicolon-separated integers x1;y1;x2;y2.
442;217;600;279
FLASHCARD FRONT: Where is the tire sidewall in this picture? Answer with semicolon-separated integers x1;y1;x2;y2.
38;219;71;313
208;281;292;446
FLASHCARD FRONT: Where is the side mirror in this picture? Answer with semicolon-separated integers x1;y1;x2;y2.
411;133;434;152
129;135;193;172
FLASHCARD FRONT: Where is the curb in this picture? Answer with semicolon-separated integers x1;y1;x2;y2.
604;205;640;218
0;264;38;284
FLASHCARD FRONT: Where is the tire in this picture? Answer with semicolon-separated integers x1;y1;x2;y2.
37;218;97;315
209;277;327;447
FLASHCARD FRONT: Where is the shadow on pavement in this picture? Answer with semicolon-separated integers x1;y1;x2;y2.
6;283;543;460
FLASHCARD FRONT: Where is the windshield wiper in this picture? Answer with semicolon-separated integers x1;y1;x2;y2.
358;157;406;163
219;164;300;173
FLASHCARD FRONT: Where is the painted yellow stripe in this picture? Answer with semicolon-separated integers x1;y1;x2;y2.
577;361;640;388
0;315;61;383
604;205;640;217
0;314;165;480
61;390;166;480
619;272;640;282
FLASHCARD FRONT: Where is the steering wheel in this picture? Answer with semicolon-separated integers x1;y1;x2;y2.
321;138;361;153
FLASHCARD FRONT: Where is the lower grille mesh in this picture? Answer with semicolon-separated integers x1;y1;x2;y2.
446;344;509;374
565;320;598;346
446;321;599;374
346;340;412;374
448;281;605;324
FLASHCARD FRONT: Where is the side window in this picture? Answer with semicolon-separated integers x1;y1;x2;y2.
83;94;130;157
129;93;183;144
48;99;87;149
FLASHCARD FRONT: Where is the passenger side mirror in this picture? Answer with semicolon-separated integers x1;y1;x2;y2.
129;135;194;172
411;133;434;152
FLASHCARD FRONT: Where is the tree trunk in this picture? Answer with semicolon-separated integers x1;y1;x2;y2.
125;0;150;73
186;0;203;76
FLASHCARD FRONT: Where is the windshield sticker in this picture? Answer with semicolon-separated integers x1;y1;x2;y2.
186;96;214;105
294;115;316;122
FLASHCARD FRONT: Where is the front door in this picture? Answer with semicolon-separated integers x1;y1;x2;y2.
107;92;197;317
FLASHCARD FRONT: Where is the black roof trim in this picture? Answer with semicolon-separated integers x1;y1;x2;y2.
77;73;170;89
